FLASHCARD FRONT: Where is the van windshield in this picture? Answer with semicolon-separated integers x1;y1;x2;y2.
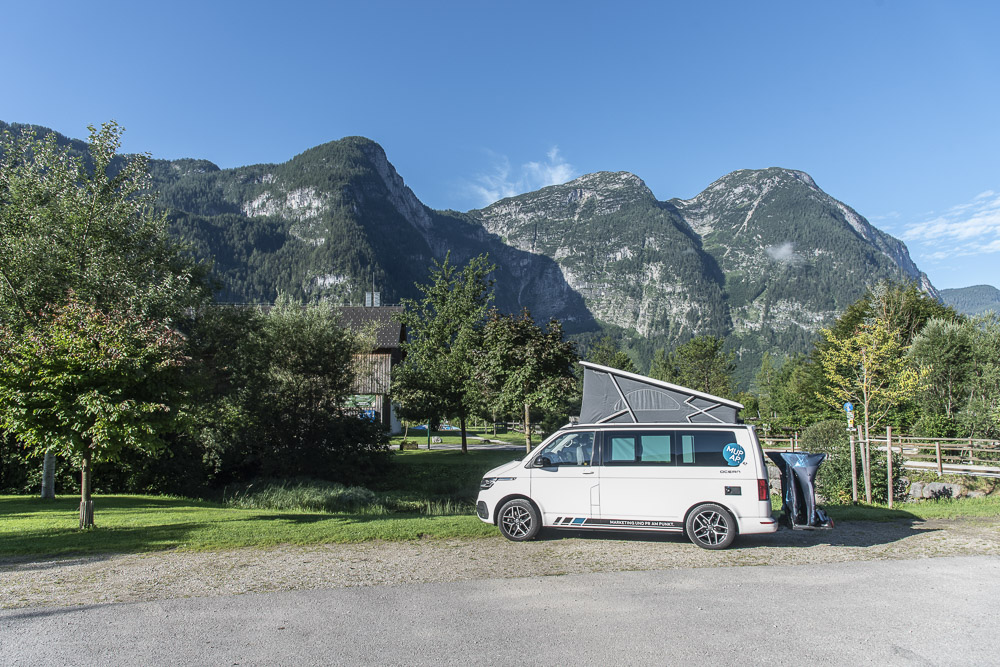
535;432;595;466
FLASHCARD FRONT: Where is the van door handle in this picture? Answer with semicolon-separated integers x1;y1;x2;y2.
582;471;595;475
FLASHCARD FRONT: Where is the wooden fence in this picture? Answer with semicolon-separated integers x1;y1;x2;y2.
870;433;1000;479
760;425;1000;508
760;434;799;451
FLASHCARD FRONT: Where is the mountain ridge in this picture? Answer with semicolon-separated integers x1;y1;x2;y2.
1;121;939;383
940;284;1000;316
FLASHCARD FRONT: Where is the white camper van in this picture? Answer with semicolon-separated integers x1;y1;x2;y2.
475;362;778;550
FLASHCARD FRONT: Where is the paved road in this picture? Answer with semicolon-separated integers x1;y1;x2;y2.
2;555;995;666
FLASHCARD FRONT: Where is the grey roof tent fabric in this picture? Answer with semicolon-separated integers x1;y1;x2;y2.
579;361;744;425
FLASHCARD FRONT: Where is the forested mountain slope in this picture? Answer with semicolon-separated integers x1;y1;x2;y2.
667;168;937;379
149;137;597;331
1;121;937;383
940;285;1000;316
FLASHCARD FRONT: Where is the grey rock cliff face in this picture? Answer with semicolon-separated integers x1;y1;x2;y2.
463;166;936;359
144;129;935;377
467;172;729;341
667;168;937;345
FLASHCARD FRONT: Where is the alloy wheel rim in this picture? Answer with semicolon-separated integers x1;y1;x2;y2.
501;506;531;538
692;510;728;545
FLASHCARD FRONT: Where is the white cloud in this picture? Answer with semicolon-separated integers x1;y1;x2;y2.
468;146;577;207
900;191;1000;260
765;242;804;265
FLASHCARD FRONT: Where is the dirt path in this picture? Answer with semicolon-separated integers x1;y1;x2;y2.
3;517;999;610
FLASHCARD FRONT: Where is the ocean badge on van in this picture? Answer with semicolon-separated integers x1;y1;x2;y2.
723;443;745;467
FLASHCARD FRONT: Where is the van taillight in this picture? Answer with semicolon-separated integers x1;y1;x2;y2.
758;479;769;501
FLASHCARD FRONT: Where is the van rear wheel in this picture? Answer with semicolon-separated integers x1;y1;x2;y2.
497;499;540;541
686;504;737;550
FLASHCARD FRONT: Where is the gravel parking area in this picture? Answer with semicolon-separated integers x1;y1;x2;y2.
3;517;999;610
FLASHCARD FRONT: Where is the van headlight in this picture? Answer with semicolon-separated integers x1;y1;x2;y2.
480;476;515;490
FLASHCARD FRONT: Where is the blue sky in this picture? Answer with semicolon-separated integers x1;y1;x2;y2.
3;1;998;289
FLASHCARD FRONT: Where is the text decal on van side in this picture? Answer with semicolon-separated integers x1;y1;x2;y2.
723;443;745;467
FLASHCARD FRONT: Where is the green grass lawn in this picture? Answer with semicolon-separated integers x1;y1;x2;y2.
0;494;496;558
3;447;996;560
0;448;520;559
391;447;521;467
391;427;531;449
822;495;1000;521
767;492;1000;522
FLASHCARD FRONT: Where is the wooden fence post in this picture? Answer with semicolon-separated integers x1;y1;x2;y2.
859;425;871;504
936;440;943;477
850;431;858;503
886;426;893;509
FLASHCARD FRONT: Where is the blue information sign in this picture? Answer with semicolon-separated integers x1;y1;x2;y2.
843;402;854;412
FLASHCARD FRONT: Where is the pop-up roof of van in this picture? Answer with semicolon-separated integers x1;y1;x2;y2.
579;361;744;425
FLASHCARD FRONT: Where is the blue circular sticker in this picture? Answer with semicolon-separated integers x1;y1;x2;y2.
723;443;745;467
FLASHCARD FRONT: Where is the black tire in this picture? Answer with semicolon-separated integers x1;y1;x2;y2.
497;499;541;542
685;503;737;550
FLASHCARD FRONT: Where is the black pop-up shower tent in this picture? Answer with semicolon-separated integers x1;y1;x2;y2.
767;452;835;529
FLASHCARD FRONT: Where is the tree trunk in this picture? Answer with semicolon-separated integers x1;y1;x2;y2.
79;449;94;529
524;402;532;453
41;448;56;499
460;414;468;454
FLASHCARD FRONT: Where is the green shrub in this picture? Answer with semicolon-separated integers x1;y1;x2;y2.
800;419;906;504
913;413;959;438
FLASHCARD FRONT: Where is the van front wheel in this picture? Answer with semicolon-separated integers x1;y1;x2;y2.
686;504;737;550
497;499;540;541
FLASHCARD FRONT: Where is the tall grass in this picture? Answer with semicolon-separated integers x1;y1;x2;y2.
224;480;376;513
223;479;470;516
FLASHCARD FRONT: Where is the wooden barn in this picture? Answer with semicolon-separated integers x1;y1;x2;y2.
336;305;406;434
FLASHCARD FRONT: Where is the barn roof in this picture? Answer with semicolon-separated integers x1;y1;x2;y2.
335;306;405;350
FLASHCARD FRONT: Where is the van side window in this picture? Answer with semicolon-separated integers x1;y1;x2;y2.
675;431;739;466
534;431;595;466
603;432;673;465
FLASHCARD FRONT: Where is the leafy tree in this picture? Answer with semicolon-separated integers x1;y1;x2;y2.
759;283;949;434
816;319;923;501
908;318;976;420
480;308;578;452
0;122;208;326
817;319;922;442
392;254;494;453
649;336;735;398
648;348;673;383
198;300;388;484
0;122;209;507
958;314;1000;439
0;297;188;527
751;353;830;432
588;334;636;372
826;281;958;346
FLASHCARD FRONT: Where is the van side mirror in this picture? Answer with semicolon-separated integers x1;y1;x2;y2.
534;456;553;468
